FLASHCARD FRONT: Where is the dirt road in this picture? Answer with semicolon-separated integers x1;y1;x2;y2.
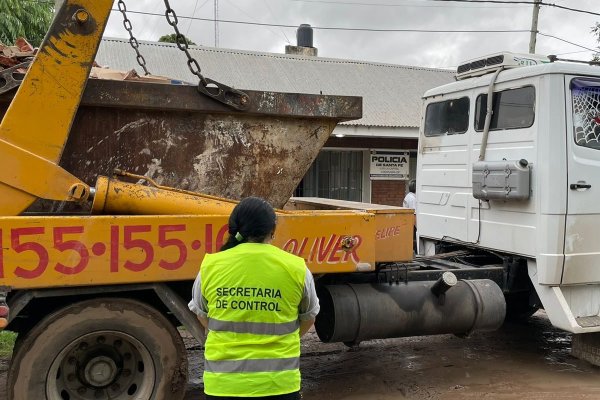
2;311;600;399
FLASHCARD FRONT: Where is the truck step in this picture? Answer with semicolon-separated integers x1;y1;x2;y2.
576;316;600;328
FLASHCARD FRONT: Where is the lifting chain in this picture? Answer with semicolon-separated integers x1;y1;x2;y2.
1;1;249;110
117;0;151;76
163;0;206;85
163;0;250;110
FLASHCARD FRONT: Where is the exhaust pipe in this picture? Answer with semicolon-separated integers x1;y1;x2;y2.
315;274;506;343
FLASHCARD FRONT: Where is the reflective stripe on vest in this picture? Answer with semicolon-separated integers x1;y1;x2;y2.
205;357;300;373
208;318;300;336
200;243;307;397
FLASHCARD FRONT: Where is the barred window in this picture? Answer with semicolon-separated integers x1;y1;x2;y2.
296;150;363;201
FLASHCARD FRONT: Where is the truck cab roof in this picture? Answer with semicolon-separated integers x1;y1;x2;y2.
424;61;600;98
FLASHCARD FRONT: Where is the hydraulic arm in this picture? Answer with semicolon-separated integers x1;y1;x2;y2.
0;1;113;215
0;0;253;216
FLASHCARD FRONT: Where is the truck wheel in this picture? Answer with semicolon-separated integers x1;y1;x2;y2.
8;298;188;400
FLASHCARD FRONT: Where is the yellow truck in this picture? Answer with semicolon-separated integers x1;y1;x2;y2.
0;1;506;398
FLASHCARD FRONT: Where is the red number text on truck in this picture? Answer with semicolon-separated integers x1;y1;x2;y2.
12;227;49;279
0;224;360;279
157;225;187;270
54;226;90;275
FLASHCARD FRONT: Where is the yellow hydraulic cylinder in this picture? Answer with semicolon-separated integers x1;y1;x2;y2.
92;176;239;216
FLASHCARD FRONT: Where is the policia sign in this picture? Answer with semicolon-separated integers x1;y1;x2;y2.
370;150;410;180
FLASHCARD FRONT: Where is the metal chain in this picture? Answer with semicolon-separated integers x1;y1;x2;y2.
117;0;150;76
160;0;249;110
163;0;207;86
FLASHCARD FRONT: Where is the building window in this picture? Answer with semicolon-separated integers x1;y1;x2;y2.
475;86;535;131
297;150;363;201
424;97;470;136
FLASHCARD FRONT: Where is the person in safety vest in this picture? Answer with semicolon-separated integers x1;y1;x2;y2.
189;196;320;399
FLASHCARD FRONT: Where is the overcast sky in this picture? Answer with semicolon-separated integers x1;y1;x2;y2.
102;0;599;69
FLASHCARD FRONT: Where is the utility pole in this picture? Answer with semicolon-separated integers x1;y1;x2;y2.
214;0;219;48
529;0;541;54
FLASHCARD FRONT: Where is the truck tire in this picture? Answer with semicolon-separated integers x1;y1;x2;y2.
8;298;188;400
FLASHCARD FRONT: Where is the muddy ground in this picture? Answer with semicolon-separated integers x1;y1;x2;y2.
2;311;600;399
185;311;600;399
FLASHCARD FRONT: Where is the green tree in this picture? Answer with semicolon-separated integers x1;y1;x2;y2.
0;0;54;47
158;33;196;46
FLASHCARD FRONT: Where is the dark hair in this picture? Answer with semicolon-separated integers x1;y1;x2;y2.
220;197;277;251
408;179;416;193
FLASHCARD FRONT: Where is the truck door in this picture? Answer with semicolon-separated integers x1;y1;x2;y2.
564;76;600;284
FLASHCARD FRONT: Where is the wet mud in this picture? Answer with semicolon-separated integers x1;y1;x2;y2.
185;311;600;399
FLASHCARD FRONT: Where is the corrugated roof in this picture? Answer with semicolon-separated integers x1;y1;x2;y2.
97;38;455;128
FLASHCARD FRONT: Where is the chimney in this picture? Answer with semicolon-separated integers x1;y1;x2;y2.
285;24;318;57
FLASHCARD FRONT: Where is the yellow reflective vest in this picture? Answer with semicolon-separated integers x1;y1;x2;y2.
201;242;307;397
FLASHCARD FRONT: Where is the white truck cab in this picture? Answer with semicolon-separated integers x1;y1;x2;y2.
417;52;600;335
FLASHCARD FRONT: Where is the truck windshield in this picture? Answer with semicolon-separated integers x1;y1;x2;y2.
424;97;470;136
572;78;600;150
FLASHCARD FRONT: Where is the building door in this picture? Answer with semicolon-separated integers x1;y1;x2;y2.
297;150;363;201
564;76;600;284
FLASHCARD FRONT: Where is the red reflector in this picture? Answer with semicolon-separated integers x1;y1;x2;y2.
0;306;9;318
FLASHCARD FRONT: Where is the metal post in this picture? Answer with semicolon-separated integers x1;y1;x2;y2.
529;0;541;54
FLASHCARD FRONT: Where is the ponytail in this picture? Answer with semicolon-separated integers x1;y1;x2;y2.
220;197;276;251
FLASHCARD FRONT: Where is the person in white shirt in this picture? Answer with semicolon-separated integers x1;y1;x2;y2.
403;180;417;211
403;180;417;252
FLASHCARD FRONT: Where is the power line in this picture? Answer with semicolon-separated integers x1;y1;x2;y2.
186;0;206;36
112;9;530;33
538;32;597;53
21;1;599;55
288;0;600;17
21;0;600;17
225;0;292;45
427;0;600;17
554;49;593;56
428;0;543;2
289;0;529;8
110;8;597;54
262;0;292;44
